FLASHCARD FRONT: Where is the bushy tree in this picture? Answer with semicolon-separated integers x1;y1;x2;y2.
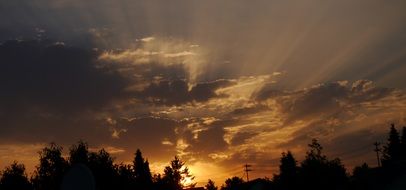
32;143;68;190
221;176;243;190
160;156;195;190
88;149;118;190
274;151;298;189
205;179;218;190
350;163;378;190
69;140;89;165
299;139;348;190
116;163;135;190
0;162;32;190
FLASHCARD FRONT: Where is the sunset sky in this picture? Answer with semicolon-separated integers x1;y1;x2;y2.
1;0;406;185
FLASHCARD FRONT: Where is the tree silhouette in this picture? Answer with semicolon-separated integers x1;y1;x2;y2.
116;163;135;190
400;127;406;160
133;149;153;190
205;179;218;190
0;162;32;190
160;156;195;190
382;124;401;165
350;163;379;190
221;176;243;190
273;151;298;189
299;139;348;190
69;140;89;165
306;139;326;160
88;149;118;190
31;143;68;190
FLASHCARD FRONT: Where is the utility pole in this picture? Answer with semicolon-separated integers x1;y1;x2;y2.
374;142;381;167
244;164;252;182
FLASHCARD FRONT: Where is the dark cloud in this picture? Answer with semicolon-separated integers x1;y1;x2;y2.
255;80;394;123
230;132;257;146
185;120;231;157
348;80;394;103
135;79;235;106
0;39;135;153
0;38;235;153
134;63;188;81
283;82;349;122
0;39;129;114
230;104;269;116
110;117;180;160
0;110;112;146
1;0;406;88
326;129;384;160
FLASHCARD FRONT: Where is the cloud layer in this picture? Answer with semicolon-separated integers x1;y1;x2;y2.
1;0;406;185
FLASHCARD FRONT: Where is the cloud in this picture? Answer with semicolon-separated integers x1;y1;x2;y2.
98;37;206;82
247;80;406;167
255;80;395;123
187;120;229;154
140;37;155;42
180;79;405;175
230;105;269;116
107;116;180;160
134;79;236;106
1;0;406;183
0;39;129;114
230;132;258;146
164;51;195;58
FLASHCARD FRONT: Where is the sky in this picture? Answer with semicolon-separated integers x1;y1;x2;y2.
1;0;406;185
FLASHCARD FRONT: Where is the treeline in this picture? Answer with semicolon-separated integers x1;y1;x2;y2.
1;124;406;190
0;141;194;190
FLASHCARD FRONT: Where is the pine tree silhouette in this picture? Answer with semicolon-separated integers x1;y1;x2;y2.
133;149;153;190
382;124;402;167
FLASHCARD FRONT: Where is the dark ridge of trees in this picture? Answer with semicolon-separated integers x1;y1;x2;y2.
1;124;406;190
